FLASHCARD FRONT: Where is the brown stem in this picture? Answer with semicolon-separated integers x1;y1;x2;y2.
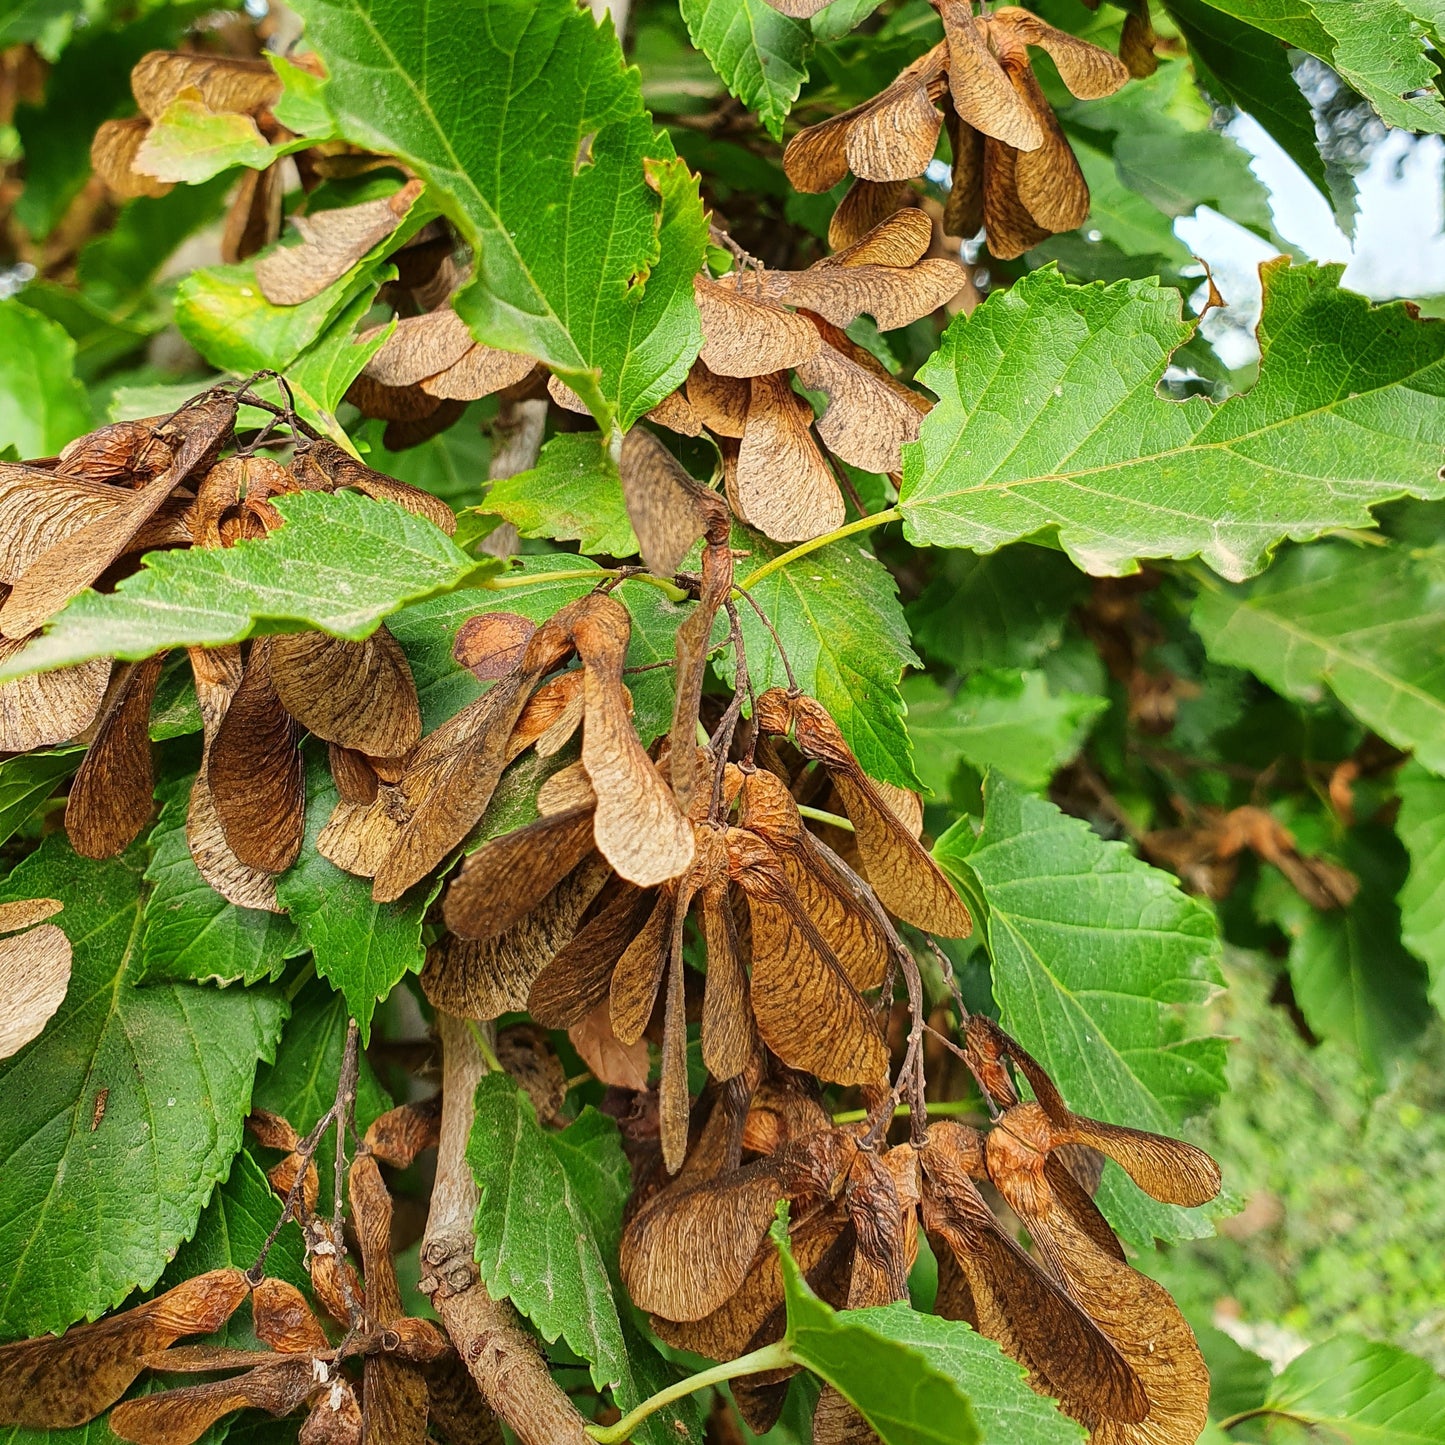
420;1013;594;1445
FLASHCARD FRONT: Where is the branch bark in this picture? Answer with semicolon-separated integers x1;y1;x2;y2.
420;1012;594;1445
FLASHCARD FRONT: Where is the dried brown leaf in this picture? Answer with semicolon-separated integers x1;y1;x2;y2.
574;594;695;886
694;275;820;379
269;625;421;759
736;371;843;543
0;1269;249;1429
65;654;165;859
255;180;423;306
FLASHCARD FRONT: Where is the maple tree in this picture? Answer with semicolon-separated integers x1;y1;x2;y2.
2;0;1445;1443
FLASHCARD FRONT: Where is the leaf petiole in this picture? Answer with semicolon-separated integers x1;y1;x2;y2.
585;1340;796;1444
738;507;902;592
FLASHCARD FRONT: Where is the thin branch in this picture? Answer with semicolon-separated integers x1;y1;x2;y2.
731;585;798;692
737;508;901;593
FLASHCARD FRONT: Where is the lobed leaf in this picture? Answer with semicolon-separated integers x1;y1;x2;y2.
900;264;1445;582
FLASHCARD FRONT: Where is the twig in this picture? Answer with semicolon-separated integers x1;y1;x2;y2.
731;585;798;692
709;602;751;822
420;1014;594;1445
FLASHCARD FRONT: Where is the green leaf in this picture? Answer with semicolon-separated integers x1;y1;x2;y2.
902;670;1105;794
139;774;302;987
935;775;1226;1246
1256;825;1432;1082
731;525;920;790
290;0;708;431
1265;1335;1445;1443
1191;541;1445;774
272;290;393;436
810;0;885;42
0;749;80;849
0;300;90;456
680;0;812;141
274;750;438;1044
1160;0;1331;199
268;54;335;137
907;545;1086;673
482;433;640;558
389;560;687;743
772;1220;987;1445
899;264;1445;582
0;492;482;682
1397;761;1445;1011
467;1073;691;1445
1189;0;1445;135
134;99;283;183
0;836;288;1337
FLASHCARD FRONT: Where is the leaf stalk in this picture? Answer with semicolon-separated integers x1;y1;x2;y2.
738;507;903;592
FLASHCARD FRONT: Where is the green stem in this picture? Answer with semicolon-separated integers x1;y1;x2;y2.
831;1098;980;1125
481;567;616;591
1216;1406;1315;1433
797;804;855;832
618;572;691;602
466;1020;502;1074
585;1340;795;1444
738;508;902;592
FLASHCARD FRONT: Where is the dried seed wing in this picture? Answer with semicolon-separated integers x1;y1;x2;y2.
64;654;166;860
609;885;676;1045
453;612;536;680
251;1278;330;1355
0;396;238;639
0;1268;249;1428
829;180;911;251
208;641;305;874
0;644;110;751
130;51;282;118
794;332;925;475
221;162;284;264
569;999;651;1089
843;49;949;182
1058;1118;1221;1208
812;1386;878;1445
940;0;1042;149
943;105;986;237
1119;7;1159;78
0;922;72;1060
527;882;653;1027
660;946;691;1173
981;132;1051;260
644;386;704;438
575;594;694;886
91;118;173;199
783;110;855;194
363;310;476;388
256;180;423;306
362;1354;429;1445
545;373;590;414
269;627;421;759
329;744;380;805
510;669;585;758
1045;1153;1127;1262
921;1123;1147;1425
0;467;134;583
620;1162;792;1321
618;428;714;576
0;898;63;932
364;1098;443;1168
737;372;843;544
295;438;457;536
686;360;749;438
701;878;757;1081
300;1379;363;1445
1011;68;1090;232
756;0;834;14
733;852;888;1085
773;256;965;333
824;208;933;269
695;275;820;379
421;345;534;402
443;807;597;941
997;6;1130;98
781;694;971;936
669;531;733;816
109;1357;316;1445
422;1356;501;1445
351;1153;403;1322
535;759;596;815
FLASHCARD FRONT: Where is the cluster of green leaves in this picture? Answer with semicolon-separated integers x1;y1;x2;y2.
3;0;1445;1435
